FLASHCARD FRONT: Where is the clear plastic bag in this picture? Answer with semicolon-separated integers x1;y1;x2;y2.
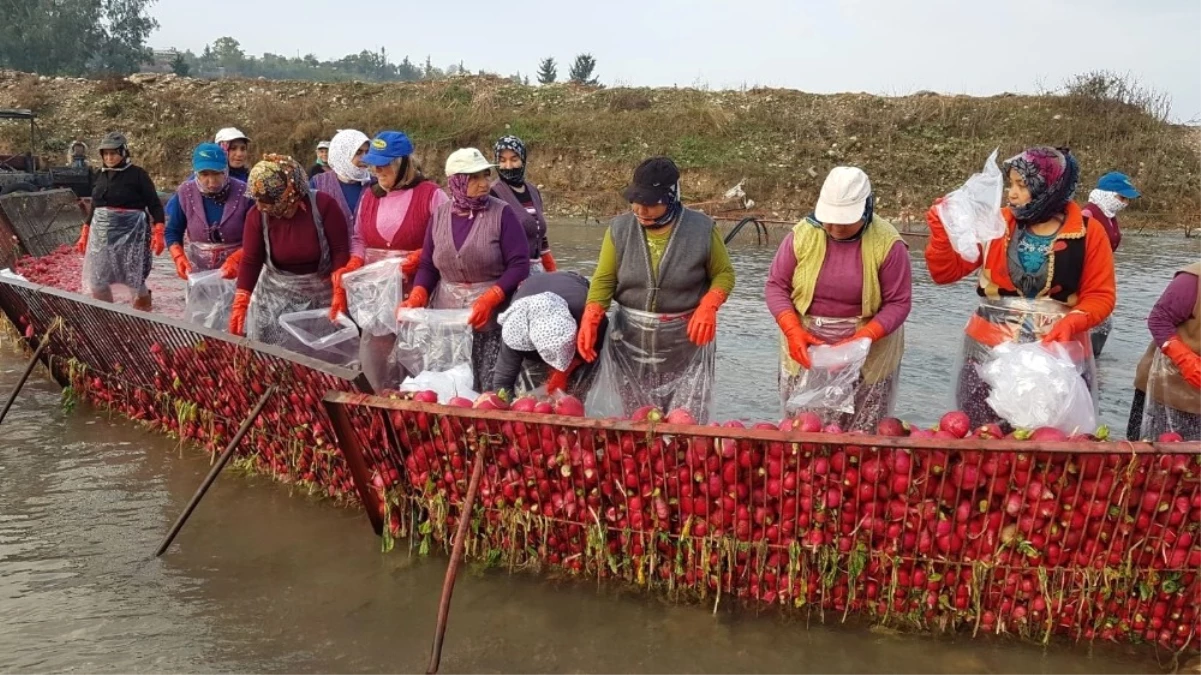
393;308;474;376
343;258;403;337
977;341;1097;434
936;148;1007;264
82;208;150;295
278;309;360;367
185;241;240;272
398;363;478;403
785;338;872;415
584;304;715;423
1140;349;1201;440
431;279;493;309
246;266;334;347
185;270;235;330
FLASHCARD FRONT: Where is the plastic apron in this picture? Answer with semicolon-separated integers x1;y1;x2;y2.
585;304;716;423
1138;350;1201;441
429;279;499;393
528;259;546;275
186;241;240;272
1090;315;1113;358
345;251;410;392
82;207;151;295
245;192;334;347
779;316;903;432
955;297;1097;429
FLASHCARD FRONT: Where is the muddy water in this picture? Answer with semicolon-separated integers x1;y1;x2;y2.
0;222;1192;673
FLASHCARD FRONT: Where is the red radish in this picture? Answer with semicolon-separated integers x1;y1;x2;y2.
412;390;438;403
876;417;909;437
533;401;554;414
1158;431;1184;442
937;411;971;439
474;391;510;410
793;411;823;433
1028;427;1067;441
447;396;474;408
664;408;697;425
631;405;663;423
553;395;585;417
509;396;537;413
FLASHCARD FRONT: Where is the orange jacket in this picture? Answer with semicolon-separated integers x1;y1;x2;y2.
924;201;1116;331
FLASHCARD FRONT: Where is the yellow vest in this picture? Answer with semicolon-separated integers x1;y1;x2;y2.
781;216;906;383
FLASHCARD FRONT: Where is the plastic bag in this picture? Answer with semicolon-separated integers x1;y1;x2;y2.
398;363;478;403
393;308;474;375
785;338;871;415
278;309;360;367
1140;349;1201;440
82;207;150;295
585;304;715;423
185;270;235;330
977;341;1096;434
246;266;333;346
186;241;240;272
343;258;403;337
431;279;493;309
936;148;1007;263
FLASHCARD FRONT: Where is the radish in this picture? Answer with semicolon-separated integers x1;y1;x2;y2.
554;395;585;417
876;417;909;437
1028;427;1068;442
937;411;971;439
447;396;474;408
533;401;554;414
664;408;697;425
474;391;510;410
412;390;438;403
631;405;663;422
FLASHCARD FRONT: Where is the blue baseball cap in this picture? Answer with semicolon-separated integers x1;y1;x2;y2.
361;131;414;166
1096;171;1140;199
192;143;228;173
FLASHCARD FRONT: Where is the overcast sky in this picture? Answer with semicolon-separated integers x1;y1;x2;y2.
151;0;1201;122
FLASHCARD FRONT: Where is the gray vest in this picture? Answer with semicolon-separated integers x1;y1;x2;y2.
431;196;507;284
612;207;713;314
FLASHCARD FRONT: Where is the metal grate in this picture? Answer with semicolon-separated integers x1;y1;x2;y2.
0;189;87;258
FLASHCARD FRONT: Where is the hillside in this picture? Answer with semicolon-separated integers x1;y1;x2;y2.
2;69;1198;227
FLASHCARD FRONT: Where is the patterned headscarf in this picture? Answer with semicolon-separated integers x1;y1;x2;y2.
494;135;527;187
448;173;490;215
497;292;577;372
1002;146;1079;227
647;180;683;227
328;129;372;184
247;154;309;219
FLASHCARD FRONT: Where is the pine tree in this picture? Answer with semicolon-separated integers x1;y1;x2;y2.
568;53;598;85
536;57;557;84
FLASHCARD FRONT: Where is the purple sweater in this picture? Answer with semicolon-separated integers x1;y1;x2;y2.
764;233;912;335
1148;272;1199;346
412;206;529;297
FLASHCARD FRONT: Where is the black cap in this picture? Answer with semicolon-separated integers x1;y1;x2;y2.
98;131;128;151
623;156;679;205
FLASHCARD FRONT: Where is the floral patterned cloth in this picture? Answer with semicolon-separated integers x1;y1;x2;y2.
247;154;310;219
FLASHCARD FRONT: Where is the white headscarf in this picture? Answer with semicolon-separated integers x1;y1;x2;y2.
328;129;371;184
498;292;577;372
1088;189;1128;219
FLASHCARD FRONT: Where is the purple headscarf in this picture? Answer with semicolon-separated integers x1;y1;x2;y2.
1002;146;1079;227
448;173;489;214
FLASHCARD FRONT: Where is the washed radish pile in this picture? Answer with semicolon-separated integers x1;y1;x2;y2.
373;392;1200;650
12;246;187;318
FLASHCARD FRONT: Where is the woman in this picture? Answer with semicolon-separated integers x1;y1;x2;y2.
490;135;557;273
925;146;1116;428
1081;171;1140;357
330;130;449;391
311;129;372;248
764;166;911;431
398;147;530;392
309;140;330;178
1128;263;1201;441
228;155;350;345
75;132;165;310
214;127;252;182
164;142;251;278
578;156;735;422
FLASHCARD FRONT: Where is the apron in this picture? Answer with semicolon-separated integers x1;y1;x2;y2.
186;241;240;272
1090;315;1113;358
429;279;499;393
345;251;410;393
245;193;333;347
82;207;151;295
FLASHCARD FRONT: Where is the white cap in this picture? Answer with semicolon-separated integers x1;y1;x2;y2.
815;166;872;225
214;127;250;144
445;147;494;176
317;140;330;150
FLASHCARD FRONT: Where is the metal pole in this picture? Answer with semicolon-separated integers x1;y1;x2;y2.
426;439;488;675
154;386;276;557
0;324;56;426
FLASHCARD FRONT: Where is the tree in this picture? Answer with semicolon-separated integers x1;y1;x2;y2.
210;36;245;71
568;53;598;85
0;0;157;77
536;57;557;85
90;0;159;74
169;51;189;76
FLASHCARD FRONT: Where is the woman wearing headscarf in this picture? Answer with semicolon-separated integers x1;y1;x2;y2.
330;131;449;390
1081;171;1140;357
925;146;1116;428
76;131;166;310
164;142;251;278
311;129;372;244
491;135;557;274
764;166;911;431
578;156;735;422
228;155;350;344
1127;263;1201;441
398;147;530;392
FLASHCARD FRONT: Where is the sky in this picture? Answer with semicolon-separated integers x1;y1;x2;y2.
150;0;1201;123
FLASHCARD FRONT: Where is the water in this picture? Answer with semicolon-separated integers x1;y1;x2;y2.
0;222;1192;673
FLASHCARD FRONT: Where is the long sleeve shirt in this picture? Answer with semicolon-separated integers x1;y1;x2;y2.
86;164;165;225
411;205;531;297
764;233;912;335
164;193;226;248
585;226;737;308
236;191;350;293
1149;272;1200;346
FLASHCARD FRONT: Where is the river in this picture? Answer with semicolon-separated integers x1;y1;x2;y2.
0;222;1194;673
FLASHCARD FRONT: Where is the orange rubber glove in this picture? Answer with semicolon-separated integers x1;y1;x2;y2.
577;303;606;363
220;249;243;280
836;319;886;346
169;244;190;280
540;251;558;272
687;288;728;346
76;224;89;254
401;250;422;278
151;223;166;256
229;289;251;337
398;285;429;315
1163;335;1201;389
468;286;506;331
1042;311;1091;344
776;310;824;370
331;255;364;289
546;355;583;393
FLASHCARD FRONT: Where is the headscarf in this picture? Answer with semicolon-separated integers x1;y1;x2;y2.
448;173;490;214
1088;188;1128;219
497;292;578;372
199;172;232;204
494;135;527;187
328;129;372;184
247;154;309;219
646;180;683;228
1002;146;1079;227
